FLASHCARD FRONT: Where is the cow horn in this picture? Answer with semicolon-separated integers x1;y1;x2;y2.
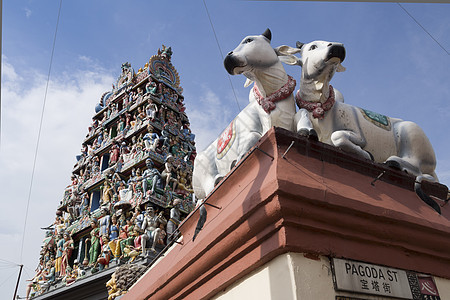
262;28;271;42
296;41;304;49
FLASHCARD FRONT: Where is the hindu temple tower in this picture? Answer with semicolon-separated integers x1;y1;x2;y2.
29;45;197;299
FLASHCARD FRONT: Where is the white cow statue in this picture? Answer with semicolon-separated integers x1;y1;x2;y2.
192;29;297;200
278;40;437;183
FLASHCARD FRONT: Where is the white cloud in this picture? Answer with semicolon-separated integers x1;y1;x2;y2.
25;8;32;18
1;56;22;83
185;86;234;152
0;60;114;296
78;55;94;64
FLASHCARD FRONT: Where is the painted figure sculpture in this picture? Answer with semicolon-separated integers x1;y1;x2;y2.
141;206;166;256
193;29;297;199
142;158;163;198
276;40;437;182
166;198;181;242
60;233;74;278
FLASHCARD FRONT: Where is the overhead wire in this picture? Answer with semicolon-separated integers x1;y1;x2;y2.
0;266;17;271
0;270;17;289
23;268;32;280
202;0;241;111
19;0;63;264
0;258;20;266
397;3;449;56
0;0;3;148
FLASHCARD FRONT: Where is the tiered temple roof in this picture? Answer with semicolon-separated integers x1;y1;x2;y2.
28;45;196;299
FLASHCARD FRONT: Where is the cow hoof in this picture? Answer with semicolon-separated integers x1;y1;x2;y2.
384;160;401;171
214;176;224;186
415;182;441;214
298;128;318;141
298;128;309;137
309;129;318;141
230;160;237;170
366;151;374;161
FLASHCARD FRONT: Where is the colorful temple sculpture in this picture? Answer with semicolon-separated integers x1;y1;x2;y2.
27;45;196;299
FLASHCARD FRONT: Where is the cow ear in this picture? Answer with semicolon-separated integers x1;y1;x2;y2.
296;41;304;49
275;45;302;66
278;54;301;66
262;28;271;42
275;45;302;55
336;63;346;72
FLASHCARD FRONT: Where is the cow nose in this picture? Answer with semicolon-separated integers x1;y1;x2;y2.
328;45;346;62
227;51;233;56
328;43;333;47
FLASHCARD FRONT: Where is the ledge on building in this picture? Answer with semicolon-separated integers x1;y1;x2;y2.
124;127;450;300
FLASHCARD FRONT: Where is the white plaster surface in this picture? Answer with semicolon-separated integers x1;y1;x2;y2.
435;277;450;300
212;253;335;300
212;253;450;300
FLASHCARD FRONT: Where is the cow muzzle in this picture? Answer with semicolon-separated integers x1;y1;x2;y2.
224;52;246;75
327;44;346;63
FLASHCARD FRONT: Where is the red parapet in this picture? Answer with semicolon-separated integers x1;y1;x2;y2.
124;127;450;300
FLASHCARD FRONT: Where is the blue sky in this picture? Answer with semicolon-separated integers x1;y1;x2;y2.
1;1;449;298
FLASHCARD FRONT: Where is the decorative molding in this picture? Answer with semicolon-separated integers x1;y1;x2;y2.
124;128;450;300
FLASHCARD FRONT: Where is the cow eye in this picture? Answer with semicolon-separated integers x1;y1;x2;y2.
309;45;317;50
243;38;253;44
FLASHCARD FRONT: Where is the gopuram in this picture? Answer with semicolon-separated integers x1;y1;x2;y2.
27;45;196;299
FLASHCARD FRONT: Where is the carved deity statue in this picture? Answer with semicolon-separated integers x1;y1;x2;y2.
141;206;167;256
60;232;74;277
85;219;101;266
142;158;163;198
166;198;181;242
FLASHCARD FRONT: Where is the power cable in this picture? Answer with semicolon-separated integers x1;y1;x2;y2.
22;268;32;280
0;258;20;266
202;0;242;111
1;0;3;148
0;270;17;289
397;3;449;56
19;0;63;263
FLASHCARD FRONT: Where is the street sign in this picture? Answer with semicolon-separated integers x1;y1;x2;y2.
331;258;441;299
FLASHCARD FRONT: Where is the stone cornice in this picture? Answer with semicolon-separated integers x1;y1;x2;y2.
124;127;450;300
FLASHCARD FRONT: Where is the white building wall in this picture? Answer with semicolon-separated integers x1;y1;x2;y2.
212;253;450;300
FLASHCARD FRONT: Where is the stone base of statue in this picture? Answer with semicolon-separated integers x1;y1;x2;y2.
124;127;450;300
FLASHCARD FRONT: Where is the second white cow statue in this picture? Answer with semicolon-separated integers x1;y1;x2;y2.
276;40;437;182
